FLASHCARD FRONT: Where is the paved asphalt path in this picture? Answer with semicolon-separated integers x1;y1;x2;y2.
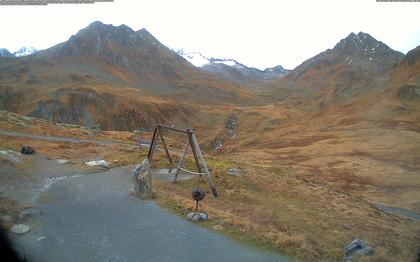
9;165;289;262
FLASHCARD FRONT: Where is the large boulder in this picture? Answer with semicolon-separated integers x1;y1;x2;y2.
131;158;152;199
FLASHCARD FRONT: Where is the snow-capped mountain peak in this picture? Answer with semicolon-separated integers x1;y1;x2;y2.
174;48;246;69
0;48;14;57
208;58;246;69
173;48;289;82
13;46;38;57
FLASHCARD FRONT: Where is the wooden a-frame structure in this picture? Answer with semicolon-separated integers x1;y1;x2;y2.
147;123;218;197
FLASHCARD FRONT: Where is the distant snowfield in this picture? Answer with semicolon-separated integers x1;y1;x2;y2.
174;48;245;69
13;46;38;57
175;49;210;67
0;46;38;57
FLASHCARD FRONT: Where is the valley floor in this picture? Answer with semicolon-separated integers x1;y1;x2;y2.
0;110;419;262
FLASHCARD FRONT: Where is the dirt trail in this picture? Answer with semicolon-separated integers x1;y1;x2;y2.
0;129;130;145
374;204;420;222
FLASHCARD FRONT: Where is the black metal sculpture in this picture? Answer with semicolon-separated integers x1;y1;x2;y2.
192;188;205;212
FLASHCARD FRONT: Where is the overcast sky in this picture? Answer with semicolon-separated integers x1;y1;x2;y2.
0;0;419;69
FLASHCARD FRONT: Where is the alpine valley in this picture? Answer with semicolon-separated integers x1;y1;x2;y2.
0;21;419;261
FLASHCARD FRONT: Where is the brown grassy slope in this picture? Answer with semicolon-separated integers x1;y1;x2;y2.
218;47;420;211
0;21;262;131
0;31;418;260
263;33;404;110
1;102;419;262
149;47;420;261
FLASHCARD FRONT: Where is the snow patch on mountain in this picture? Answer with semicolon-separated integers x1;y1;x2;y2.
13;46;38;57
175;49;209;67
173;48;289;80
174;48;246;69
209;58;246;69
0;48;14;57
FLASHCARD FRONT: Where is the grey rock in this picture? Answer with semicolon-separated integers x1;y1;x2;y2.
226;114;238;139
343;238;374;260
212;138;224;151
131;159;152;199
57;159;70;164
36;236;46;242
199;213;208;220
187;212;208;222
227;167;243;177
187;212;195;220
138;139;151;148
85;160;109;168
10;224;31;234
191;214;200;222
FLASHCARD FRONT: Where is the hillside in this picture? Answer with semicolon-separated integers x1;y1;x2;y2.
176;49;289;86
0;21;419;261
0;22;260;130
266;32;405;109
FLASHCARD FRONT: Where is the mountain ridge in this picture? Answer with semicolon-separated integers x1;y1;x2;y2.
0;22;414;130
267;31;405;108
175;48;289;84
0;21;260;130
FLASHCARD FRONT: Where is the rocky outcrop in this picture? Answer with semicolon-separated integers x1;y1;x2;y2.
226;114;238;138
131;158;152;199
212;138;224;151
343;238;374;261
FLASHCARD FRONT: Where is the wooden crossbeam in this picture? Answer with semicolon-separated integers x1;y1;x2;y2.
173;137;190;182
156;123;188;134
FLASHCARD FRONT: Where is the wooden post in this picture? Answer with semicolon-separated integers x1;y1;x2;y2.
157;126;173;164
147;127;158;162
173;138;190;182
191;133;218;197
186;128;203;178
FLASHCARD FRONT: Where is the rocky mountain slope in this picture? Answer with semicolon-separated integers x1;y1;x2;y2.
0;47;38;57
13;46;38;57
267;32;405;109
0;22;259;130
175;49;289;86
0;21;419;262
0;48;14;57
0;25;415;132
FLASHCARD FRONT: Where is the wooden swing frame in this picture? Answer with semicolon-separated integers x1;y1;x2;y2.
147;123;218;197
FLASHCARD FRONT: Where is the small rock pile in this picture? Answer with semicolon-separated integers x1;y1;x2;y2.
187;212;208;222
